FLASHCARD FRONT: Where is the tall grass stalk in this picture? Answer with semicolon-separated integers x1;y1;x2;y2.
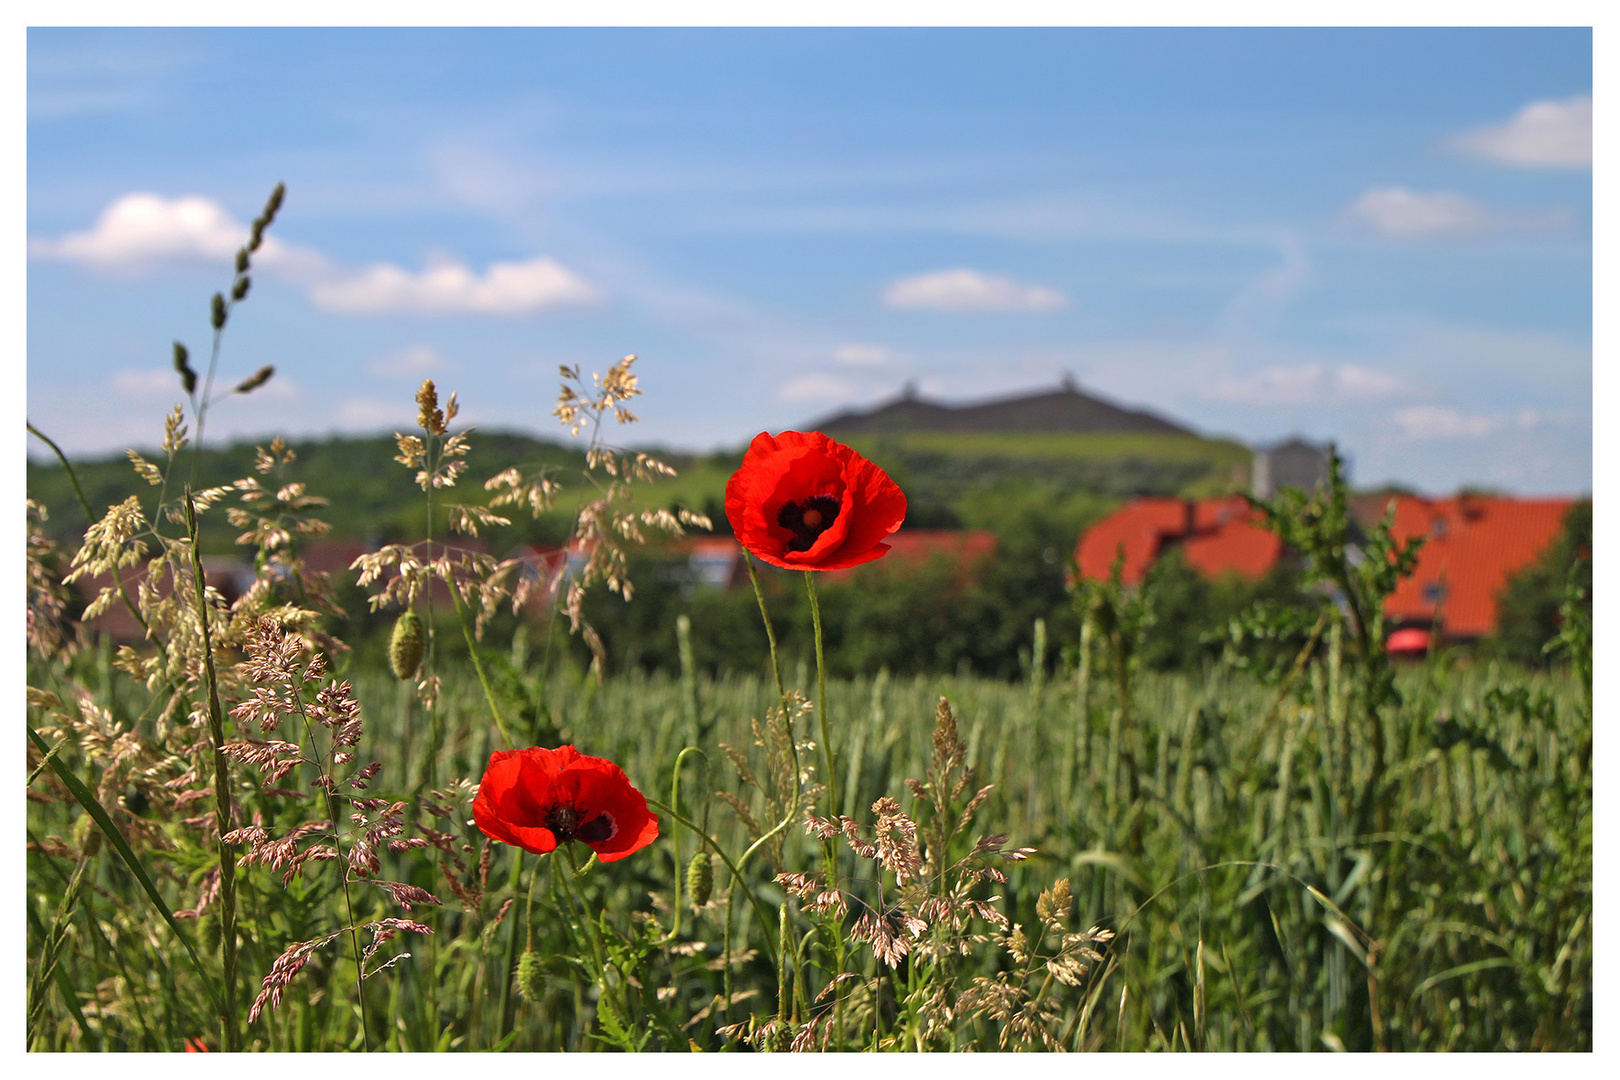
182;490;242;1052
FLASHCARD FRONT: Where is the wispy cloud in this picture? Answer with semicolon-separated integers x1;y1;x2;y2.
1209;363;1404;405
1340;186;1568;240
1449;94;1592;169
1342;187;1493;239
366;345;448;379
111;368;187;400
1219;236;1312;336
336;397;418;429
310;255;600;315
1391;405;1500;439
882;268;1065;312
832;343;897;366
775;372;856;404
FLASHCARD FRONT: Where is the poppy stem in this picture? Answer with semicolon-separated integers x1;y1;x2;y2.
745;554;786;702
644;796;780;968
803;571;836;819
663;746;708;942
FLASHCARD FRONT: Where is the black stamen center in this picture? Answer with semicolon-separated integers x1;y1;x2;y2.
544;804;616;845
544;804;581;843
777;495;841;553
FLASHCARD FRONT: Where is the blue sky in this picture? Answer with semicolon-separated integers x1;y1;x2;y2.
26;26;1592;495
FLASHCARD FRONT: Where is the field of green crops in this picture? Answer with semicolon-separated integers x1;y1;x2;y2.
27;637;1591;1051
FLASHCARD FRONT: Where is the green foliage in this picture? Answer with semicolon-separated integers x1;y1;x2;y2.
1491;500;1592;669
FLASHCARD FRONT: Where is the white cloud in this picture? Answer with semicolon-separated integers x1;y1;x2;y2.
336;398;417;429
1333;364;1403;398
776;373;855;404
1392;406;1500;439
882;268;1066;312
1450;95;1592;169
833;344;896;366
1209;362;1405;405
112;368;187;400
310;255;601;315
367;345;445;378
1342;187;1494;238
29;192;321;272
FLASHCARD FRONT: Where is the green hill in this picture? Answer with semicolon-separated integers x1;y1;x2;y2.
27;424;1250;556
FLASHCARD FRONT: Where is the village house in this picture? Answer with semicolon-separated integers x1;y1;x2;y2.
1073;491;1579;646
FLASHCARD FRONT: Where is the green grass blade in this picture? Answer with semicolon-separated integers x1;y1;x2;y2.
26;723;224;1016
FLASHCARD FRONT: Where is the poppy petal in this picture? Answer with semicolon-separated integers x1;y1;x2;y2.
726;430;906;571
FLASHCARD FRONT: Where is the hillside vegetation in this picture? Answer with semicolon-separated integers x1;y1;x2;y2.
28;427;1249;554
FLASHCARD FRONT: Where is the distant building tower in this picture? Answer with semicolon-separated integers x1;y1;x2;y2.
1252;437;1335;499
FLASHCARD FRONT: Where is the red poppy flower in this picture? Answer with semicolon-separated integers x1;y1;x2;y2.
184;1037;210;1052
472;745;658;862
724;431;907;571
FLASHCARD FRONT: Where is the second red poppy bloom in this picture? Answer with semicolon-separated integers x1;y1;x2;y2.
473;745;659;862
725;431;907;571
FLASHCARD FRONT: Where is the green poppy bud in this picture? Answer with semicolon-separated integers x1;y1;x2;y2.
686;852;713;908
389;610;425;680
515;949;546;1002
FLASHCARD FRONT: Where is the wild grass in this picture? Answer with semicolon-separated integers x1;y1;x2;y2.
26;644;1591;1050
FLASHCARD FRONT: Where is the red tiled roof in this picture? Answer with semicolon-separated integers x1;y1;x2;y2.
1380;495;1575;638
1074;497;1190;585
1075;496;1280;585
1077;492;1577;640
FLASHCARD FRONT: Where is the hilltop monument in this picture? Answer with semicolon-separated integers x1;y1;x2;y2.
808;375;1198;437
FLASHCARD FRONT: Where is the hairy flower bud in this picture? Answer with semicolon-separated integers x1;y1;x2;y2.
389;610;425;680
687;852;714;908
515;949;546;1002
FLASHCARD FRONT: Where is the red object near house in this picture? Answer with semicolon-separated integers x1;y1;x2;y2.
1074;496;1281;585
1385;627;1432;656
1370;494;1576;639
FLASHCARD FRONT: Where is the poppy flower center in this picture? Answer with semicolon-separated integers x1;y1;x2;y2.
543;803;616;845
777;495;841;553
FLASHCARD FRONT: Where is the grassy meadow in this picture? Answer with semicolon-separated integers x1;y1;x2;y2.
27;627;1592;1051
